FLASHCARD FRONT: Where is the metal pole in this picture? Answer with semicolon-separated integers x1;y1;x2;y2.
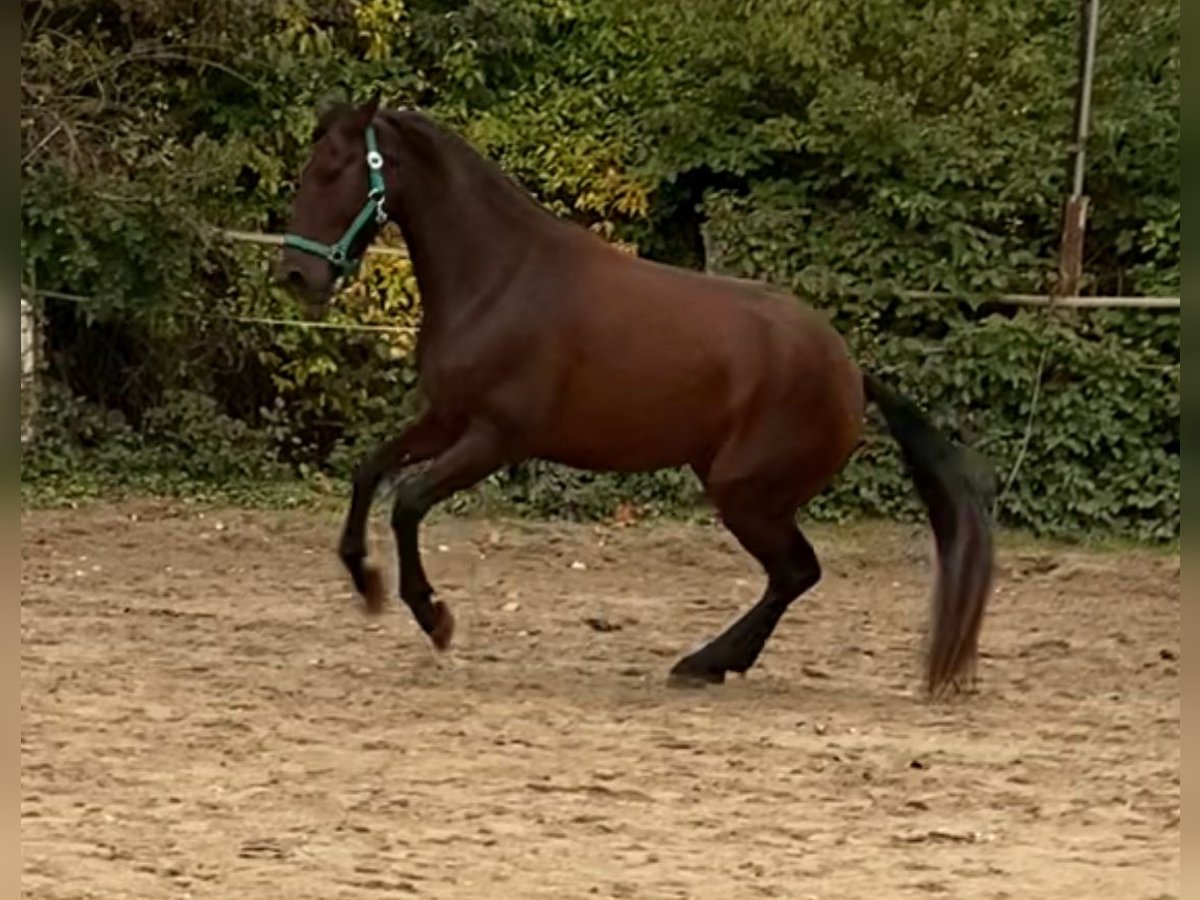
1070;0;1102;199
1057;0;1101;298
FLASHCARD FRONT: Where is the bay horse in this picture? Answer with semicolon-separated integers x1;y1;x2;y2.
277;94;995;694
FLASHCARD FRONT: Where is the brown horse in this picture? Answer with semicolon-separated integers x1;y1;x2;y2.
277;94;994;694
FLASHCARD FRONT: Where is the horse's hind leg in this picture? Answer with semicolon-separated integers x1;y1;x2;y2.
669;481;821;685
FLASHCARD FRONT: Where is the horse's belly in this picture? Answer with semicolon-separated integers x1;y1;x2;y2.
535;390;715;473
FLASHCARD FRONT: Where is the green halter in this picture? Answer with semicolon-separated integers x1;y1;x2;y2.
284;125;387;280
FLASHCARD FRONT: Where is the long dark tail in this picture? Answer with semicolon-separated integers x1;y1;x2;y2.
864;373;996;696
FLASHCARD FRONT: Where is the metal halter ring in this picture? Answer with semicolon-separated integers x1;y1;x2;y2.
366;150;384;170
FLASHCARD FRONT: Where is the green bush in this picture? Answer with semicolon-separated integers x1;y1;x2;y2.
20;0;1179;542
23;383;292;499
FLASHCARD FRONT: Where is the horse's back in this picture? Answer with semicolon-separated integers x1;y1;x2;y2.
582;249;862;411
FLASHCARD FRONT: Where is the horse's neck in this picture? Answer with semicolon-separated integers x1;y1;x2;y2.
385;139;555;335
394;195;505;305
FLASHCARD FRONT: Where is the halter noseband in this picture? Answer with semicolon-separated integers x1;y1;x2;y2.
283;124;388;281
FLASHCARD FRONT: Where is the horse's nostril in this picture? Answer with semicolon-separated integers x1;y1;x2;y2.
283;269;308;292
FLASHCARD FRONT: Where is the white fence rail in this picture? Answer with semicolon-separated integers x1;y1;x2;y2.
21;296;40;443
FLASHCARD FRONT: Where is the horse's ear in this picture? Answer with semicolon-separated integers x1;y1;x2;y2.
312;87;354;143
349;90;382;133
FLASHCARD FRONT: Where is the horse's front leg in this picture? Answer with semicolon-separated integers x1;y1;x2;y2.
338;410;455;611
388;419;508;649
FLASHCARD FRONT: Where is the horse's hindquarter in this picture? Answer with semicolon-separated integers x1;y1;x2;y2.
531;255;863;475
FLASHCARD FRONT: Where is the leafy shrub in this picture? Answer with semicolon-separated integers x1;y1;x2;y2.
20;0;1179;542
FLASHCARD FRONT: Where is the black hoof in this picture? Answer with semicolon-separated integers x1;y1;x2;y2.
339;549;369;596
668;656;728;688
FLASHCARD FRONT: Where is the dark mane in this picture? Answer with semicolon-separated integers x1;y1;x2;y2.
382;108;550;221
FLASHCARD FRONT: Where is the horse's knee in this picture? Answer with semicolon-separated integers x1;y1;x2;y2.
390;474;432;529
771;544;821;600
796;548;821;589
793;558;821;595
338;535;365;566
350;457;381;496
390;492;423;532
390;501;412;531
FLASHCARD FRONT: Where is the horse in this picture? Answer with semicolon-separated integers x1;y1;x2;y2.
276;93;995;694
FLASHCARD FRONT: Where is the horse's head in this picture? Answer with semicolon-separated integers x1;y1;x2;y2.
277;93;384;311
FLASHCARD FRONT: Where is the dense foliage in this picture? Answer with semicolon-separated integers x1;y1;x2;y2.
20;0;1179;541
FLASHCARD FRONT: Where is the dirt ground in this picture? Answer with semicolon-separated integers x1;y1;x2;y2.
21;502;1179;899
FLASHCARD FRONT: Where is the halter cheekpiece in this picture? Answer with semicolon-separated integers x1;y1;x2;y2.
283;124;388;280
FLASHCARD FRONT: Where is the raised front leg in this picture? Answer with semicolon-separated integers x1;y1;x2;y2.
387;420;508;649
338;410;455;611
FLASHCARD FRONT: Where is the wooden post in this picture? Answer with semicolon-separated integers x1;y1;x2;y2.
1056;195;1089;299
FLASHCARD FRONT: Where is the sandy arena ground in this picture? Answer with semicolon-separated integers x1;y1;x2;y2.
21;503;1179;899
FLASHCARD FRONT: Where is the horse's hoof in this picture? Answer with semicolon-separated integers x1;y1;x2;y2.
361;566;387;615
667;658;727;688
429;600;455;650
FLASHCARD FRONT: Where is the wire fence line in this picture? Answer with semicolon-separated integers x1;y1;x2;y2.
24;287;418;334
21;285;1182;368
19;231;1181;450
19;226;1181;340
218;227;1180;310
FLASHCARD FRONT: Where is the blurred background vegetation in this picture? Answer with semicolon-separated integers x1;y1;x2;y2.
20;0;1179;541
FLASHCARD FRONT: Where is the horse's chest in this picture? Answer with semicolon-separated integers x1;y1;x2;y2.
415;326;554;425
415;343;498;411
415;353;461;407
